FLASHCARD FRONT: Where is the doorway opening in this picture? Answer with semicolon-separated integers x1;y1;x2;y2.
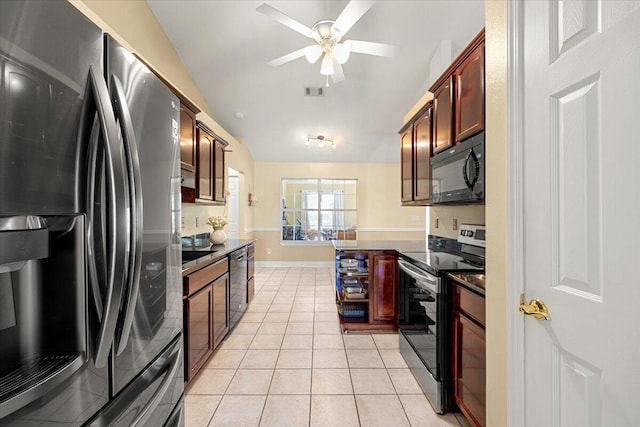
227;168;240;240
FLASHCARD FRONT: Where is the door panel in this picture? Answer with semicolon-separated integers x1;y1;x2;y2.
196;128;213;200
413;109;432;202
400;127;413;202
520;2;640;425
213;140;226;203
212;273;229;348
369;252;398;323
432;77;454;154
0;0;102;215
106;36;182;396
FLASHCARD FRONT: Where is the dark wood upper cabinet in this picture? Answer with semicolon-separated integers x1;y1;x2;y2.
432;76;454;155
179;99;199;202
399;102;432;206
196;126;213;201
413;107;432;202
213;139;226;203
369;251;398;324
196;121;227;205
179;102;196;182
400;127;414;203
455;43;485;142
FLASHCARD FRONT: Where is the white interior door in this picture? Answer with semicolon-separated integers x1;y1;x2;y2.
227;169;239;240
514;2;640;425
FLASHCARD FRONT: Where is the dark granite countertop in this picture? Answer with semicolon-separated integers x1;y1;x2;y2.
447;272;486;296
332;240;429;253
181;236;255;275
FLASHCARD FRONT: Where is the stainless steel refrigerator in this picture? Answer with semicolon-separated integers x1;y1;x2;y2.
0;1;184;425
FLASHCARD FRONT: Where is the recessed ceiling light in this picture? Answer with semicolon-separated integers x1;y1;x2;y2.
234;111;244;119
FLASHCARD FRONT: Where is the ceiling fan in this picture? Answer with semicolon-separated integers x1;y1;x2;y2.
257;0;397;85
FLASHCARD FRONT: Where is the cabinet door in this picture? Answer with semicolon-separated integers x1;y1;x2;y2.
400;126;414;203
185;285;213;382
453;312;486;427
413;107;432;202
213;139;226;203
212;273;229;348
432;76;454;154
196;128;213;200
180;103;196;172
455;43;485;142
369;252;398;323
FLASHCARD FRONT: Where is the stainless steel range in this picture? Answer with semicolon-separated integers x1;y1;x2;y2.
397;224;485;414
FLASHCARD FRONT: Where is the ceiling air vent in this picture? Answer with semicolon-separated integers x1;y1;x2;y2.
304;87;324;97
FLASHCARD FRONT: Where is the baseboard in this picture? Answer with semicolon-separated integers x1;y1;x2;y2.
255;261;334;268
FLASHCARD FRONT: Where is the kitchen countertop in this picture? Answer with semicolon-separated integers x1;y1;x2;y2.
447;272;486;296
332;240;429;253
182;237;255;275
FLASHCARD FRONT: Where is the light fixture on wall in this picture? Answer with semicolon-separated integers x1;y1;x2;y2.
305;135;336;150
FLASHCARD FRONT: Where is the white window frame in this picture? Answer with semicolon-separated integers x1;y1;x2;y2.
280;178;357;244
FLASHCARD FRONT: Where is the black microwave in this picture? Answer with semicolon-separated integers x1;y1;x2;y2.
430;132;484;204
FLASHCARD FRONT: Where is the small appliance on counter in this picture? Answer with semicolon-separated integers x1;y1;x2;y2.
397;224;485;414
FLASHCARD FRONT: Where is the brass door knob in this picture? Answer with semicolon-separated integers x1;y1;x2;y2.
519;294;550;320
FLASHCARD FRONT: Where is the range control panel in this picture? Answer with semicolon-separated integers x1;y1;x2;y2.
457;224;486;248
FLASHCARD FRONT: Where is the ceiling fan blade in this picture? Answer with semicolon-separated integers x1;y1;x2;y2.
267;48;307;67
346;40;398;57
257;3;317;39
331;57;345;83
331;0;375;38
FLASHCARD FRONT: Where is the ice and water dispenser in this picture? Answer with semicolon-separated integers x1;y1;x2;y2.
0;214;87;417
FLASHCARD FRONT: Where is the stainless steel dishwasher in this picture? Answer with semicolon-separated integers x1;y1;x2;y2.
229;247;248;330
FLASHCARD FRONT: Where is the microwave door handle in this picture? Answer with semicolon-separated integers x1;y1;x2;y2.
110;74;144;356
463;150;480;189
78;66;130;368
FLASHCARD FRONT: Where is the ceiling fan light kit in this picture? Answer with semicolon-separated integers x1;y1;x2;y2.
257;0;396;85
306;135;336;150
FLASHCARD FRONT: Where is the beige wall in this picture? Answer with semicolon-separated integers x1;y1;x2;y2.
70;0;255;241
253;162;426;262
485;1;508;426
429;205;486;239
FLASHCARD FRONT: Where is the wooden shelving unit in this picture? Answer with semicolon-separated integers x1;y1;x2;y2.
335;250;398;333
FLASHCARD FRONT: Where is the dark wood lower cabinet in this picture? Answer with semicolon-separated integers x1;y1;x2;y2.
185;284;213;383
183;256;230;385
212;273;229;348
369;251;398;324
453;284;486;427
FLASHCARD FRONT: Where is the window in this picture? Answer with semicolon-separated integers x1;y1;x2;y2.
281;179;357;242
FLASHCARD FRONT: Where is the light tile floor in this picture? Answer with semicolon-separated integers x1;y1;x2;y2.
186;267;472;427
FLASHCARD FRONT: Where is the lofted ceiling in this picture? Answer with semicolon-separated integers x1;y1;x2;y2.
146;1;484;163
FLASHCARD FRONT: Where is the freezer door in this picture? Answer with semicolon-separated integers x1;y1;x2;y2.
105;36;183;396
86;335;183;427
0;0;102;215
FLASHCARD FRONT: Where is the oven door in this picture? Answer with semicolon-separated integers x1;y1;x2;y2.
431;132;484;204
397;259;449;413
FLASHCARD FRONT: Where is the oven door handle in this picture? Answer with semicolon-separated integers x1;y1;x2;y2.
398;259;440;294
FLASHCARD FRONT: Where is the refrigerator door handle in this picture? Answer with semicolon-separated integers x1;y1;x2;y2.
78;66;130;368
110;74;144;356
131;346;182;427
